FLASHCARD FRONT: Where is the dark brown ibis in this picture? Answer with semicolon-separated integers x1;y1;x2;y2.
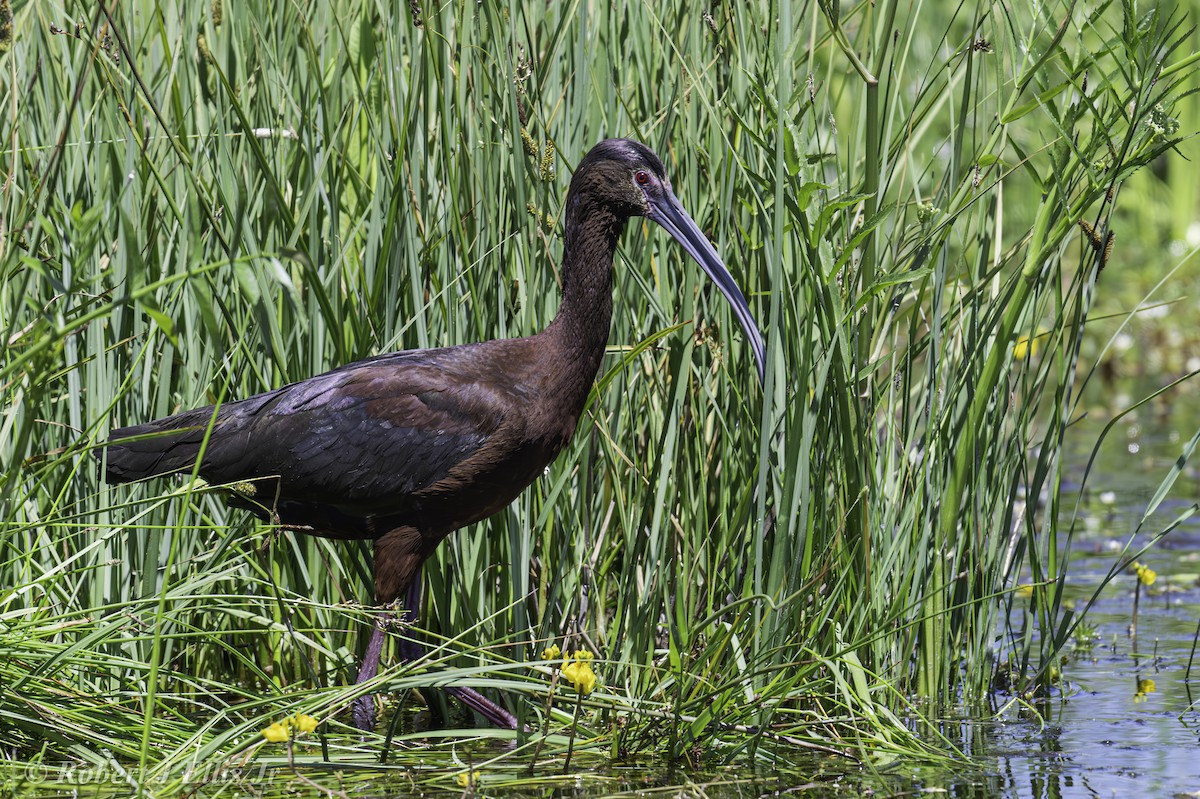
99;138;765;730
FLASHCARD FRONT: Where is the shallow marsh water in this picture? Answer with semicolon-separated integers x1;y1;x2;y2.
1005;384;1200;798
851;383;1200;798
815;385;1200;797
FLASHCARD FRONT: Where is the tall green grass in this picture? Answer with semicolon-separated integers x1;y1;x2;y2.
1;0;1195;786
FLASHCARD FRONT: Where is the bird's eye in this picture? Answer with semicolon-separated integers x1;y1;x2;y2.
635;170;652;186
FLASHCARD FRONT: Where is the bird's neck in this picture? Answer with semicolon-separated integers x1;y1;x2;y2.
545;199;624;401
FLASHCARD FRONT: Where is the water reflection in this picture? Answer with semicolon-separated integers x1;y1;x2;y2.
977;384;1200;797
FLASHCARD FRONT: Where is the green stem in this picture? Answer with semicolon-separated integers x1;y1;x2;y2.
857;78;880;392
940;183;1059;546
562;690;583;773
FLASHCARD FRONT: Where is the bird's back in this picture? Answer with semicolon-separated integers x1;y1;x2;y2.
98;338;582;536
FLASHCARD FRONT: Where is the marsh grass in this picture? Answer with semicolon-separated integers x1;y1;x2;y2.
1;0;1197;789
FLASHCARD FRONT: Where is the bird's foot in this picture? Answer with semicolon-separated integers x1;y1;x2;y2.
446;686;529;732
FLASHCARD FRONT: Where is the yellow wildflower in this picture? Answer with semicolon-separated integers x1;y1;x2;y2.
261;722;290;742
293;714;318;733
561;650;597;695
1013;335;1041;360
1133;562;1157;586
541;643;561;660
261;714;319;742
1134;678;1157;703
455;770;479;788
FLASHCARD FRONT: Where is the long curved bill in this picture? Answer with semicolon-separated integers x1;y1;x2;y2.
647;189;766;385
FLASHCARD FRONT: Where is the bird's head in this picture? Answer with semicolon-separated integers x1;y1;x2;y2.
571;138;766;384
570;138;672;217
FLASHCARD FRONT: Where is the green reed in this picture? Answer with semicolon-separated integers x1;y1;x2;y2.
0;0;1194;788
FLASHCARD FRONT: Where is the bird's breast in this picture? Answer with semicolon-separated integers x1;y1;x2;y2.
417;429;569;531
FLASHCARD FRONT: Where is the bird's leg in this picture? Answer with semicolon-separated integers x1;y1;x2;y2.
394;578;423;661
352;615;388;730
399;577;523;730
350;528;423;730
364;527;524;731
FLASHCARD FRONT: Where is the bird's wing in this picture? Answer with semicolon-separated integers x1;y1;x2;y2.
215;353;518;504
104;347;524;511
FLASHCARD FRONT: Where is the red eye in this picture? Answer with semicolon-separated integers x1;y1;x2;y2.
635;170;651;185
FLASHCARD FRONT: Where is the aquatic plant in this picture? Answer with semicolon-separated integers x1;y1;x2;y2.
1;0;1195;790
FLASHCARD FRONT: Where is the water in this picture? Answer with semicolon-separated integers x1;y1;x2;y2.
990;387;1200;797
858;385;1200;797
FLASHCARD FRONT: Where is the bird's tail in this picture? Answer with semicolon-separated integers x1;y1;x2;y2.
98;406;225;484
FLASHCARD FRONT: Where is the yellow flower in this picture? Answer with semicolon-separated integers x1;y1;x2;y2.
293;714;318;733
261;722;290;742
455;770;479;788
1013;335;1041;360
1134;679;1156;703
1134;562;1157;586
560;650;597;695
562;661;596;694
261;714;318;742
541;643;561;660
